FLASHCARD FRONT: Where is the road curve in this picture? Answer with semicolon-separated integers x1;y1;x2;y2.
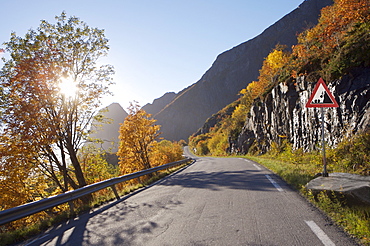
23;149;358;246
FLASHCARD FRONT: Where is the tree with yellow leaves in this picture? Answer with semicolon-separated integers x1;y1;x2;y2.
149;140;184;167
0;12;114;210
117;102;161;176
239;45;290;101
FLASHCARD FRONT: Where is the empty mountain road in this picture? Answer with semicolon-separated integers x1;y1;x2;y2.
24;148;358;245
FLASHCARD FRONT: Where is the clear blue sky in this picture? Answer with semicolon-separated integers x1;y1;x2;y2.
1;0;303;110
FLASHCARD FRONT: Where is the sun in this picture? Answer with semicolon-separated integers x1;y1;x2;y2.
58;77;79;98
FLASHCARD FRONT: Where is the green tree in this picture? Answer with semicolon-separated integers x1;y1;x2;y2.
78;145;119;184
0;12;114;206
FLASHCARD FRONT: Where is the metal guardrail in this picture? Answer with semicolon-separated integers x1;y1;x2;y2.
0;158;192;226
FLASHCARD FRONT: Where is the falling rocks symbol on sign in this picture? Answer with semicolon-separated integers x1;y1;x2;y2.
313;90;332;104
306;78;339;108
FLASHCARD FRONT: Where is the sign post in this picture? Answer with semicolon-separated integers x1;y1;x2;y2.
306;78;339;177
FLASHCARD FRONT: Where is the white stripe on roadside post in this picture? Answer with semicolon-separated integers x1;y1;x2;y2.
265;174;283;192
305;220;336;246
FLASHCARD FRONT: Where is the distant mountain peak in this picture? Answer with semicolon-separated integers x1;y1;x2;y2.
88;102;128;153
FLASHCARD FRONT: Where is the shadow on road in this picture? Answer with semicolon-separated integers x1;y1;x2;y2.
158;169;277;192
24;196;183;246
23;165;190;246
22;199;132;245
23;156;275;245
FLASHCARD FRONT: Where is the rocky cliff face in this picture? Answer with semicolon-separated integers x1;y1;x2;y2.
152;0;333;141
234;68;370;154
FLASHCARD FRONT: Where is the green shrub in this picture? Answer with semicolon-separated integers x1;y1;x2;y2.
327;130;370;175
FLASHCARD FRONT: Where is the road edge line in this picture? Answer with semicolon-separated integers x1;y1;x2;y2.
305;220;336;246
265;174;284;192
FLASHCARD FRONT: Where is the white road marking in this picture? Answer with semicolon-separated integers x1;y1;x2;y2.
253;163;262;170
239;158;262;169
305;220;336;246
265;174;283;192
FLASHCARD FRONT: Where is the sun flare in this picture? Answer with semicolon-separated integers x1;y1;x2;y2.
58;78;79;98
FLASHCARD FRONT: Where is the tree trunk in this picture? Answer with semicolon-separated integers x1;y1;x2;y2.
66;141;92;204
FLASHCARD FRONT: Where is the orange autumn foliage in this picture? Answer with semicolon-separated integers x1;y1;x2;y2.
291;0;370;77
117;102;161;175
117;102;183;180
240;45;290;99
0;12;114;231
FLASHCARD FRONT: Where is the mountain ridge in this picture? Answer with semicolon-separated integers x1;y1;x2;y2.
94;0;334;144
142;92;177;116
150;0;334;141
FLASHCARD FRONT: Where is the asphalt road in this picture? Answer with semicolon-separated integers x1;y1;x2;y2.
23;148;358;246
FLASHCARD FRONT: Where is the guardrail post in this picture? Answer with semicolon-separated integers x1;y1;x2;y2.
68;201;75;215
110;185;120;200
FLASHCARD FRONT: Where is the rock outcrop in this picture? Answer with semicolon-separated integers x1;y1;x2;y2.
151;0;333;141
234;68;370;154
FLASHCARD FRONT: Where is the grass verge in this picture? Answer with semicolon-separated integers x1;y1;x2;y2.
247;155;370;245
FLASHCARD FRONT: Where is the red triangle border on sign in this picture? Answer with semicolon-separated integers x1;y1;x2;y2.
306;78;339;108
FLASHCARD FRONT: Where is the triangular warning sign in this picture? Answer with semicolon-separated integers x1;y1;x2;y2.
306;78;339;108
